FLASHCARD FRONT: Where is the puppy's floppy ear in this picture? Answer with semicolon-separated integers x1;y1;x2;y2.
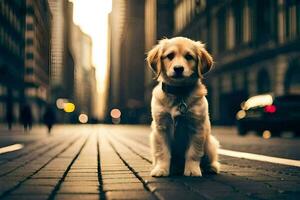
194;41;213;77
146;41;164;79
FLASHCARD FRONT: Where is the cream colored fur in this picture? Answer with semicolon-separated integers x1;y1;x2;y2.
147;37;220;177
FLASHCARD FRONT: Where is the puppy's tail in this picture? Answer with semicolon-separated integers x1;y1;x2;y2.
201;135;220;174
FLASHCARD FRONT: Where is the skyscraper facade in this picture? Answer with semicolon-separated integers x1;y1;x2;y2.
0;0;26;124
108;0;147;123
24;0;51;122
173;0;300;125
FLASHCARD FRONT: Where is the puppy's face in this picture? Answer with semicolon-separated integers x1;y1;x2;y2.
146;37;213;85
162;40;197;80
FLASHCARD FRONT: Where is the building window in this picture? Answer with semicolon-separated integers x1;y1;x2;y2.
285;0;297;39
26;67;34;75
174;0;197;34
0;84;7;96
27;23;33;31
285;59;300;94
253;0;277;44
233;0;244;46
26;38;33;45
227;7;235;49
0;1;3;14
243;0;251;43
195;0;206;14
257;69;271;94
0;27;3;44
297;1;300;36
26;52;34;60
0;102;6;122
217;7;227;52
26;6;34;15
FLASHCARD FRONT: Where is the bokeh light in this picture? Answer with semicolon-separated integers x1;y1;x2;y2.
79;113;88;123
110;109;121;119
56;98;68;109
236;110;246;120
262;130;271;139
64;103;75;113
110;108;121;124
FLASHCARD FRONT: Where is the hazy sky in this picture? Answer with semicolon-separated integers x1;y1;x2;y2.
71;0;112;93
70;0;112;117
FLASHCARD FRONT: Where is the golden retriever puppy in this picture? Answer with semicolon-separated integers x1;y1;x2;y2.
146;37;220;177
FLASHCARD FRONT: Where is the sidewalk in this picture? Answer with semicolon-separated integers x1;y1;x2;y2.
0;124;23;133
0;125;299;200
0;124;46;134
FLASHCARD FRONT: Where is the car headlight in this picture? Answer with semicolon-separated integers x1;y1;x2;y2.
236;110;246;120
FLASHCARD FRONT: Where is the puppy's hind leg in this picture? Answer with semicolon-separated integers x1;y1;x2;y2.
203;135;221;174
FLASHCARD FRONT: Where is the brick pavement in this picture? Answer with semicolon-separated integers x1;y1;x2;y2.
0;125;300;200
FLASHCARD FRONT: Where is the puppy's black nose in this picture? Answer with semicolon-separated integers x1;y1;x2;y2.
173;66;184;75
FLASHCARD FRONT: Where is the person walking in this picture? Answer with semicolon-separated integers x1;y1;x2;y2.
6;109;13;130
20;104;33;132
43;104;56;133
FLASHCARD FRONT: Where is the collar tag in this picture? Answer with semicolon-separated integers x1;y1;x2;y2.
178;100;188;114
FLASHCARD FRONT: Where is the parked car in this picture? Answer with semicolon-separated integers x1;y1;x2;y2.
236;94;300;136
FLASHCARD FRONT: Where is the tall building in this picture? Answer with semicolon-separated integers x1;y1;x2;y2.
108;0;146;123
71;24;94;118
49;0;97;122
89;66;98;121
108;0;126;112
0;0;26;124
48;0;75;103
144;0;174;106
24;0;51;122
80;32;93;116
48;0;75;123
173;0;300;125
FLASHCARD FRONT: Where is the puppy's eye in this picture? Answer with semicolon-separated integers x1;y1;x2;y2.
185;54;194;61
166;52;175;60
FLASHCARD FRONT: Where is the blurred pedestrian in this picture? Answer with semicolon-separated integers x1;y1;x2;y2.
6;110;13;130
20;104;33;132
43;105;56;133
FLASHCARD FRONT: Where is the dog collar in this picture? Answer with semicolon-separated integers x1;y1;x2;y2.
162;83;196;114
161;83;196;96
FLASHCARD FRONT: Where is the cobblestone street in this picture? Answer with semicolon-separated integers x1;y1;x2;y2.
0;125;300;200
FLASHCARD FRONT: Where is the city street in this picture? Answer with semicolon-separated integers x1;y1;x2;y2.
1;0;300;199
0;125;300;200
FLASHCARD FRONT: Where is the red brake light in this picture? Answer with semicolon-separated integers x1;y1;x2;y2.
264;105;276;113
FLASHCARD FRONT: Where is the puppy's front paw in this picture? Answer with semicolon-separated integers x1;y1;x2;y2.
209;161;221;174
184;162;202;177
150;166;169;177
